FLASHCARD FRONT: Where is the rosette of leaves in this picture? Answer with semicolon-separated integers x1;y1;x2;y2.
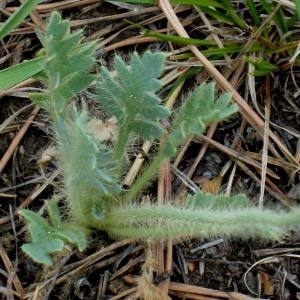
20;12;300;266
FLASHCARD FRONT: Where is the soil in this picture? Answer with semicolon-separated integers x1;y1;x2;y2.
0;1;300;300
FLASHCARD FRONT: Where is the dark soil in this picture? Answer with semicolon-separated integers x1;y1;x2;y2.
1;1;300;300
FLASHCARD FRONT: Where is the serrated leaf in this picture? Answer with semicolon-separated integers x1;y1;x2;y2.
19;209;52;243
54;108;121;226
34;11;96;115
22;239;64;266
95;51;170;142
165;82;238;155
20;202;88;265
186;192;250;209
55;224;87;251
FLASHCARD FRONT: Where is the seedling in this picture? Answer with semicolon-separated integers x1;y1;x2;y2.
20;12;300;266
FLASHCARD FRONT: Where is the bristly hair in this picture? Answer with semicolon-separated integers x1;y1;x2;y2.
30;11;96;117
94;51;171;162
19;13;300;266
54;107;121;228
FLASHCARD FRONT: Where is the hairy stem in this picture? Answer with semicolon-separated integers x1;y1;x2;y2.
103;205;300;240
125;151;167;201
113;123;128;162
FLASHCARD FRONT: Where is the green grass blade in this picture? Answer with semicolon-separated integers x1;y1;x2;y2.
222;0;247;29
246;0;261;26
202;44;260;57
144;31;222;46
199;6;234;25
0;57;44;90
108;0;224;6
275;7;289;32
296;0;300;19
107;0;154;3
0;0;39;40
172;0;224;8
259;0;288;33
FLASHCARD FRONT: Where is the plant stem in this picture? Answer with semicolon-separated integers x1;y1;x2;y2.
125;151;167;202
113;123;128;163
104;205;300;240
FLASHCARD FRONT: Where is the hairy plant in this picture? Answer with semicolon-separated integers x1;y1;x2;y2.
20;12;300;266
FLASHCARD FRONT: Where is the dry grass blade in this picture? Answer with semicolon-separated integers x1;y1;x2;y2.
0;244;25;298
1;2;300;299
242;152;296;170
0;106;39;173
259;77;271;209
109;287;137;299
123;275;256;299
0;171;59;226
50;239;134;284
0;103;32;134
174;58;245;198
158;0;298;171
6;0;101;13
196;135;280;180
235;160;291;207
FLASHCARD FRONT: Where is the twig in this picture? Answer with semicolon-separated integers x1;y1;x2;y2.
0;106;40;173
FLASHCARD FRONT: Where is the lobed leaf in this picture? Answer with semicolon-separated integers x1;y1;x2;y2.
95;51;170;142
19;201;87;266
164;82;237;155
186;192;251;209
54;108;121;227
22;239;64;266
33;11;96;116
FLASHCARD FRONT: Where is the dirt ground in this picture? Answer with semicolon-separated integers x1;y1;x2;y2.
0;1;300;299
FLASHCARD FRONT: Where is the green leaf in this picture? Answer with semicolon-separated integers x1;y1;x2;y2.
35;11;96;115
29;92;50;110
19;209;52;243
247;58;279;76
165;82;237;155
186;192;251;209
19;209;64;265
0;0;39;40
55;224;87;252
173;0;224;8
22;239;64;266
54;108;121;227
19;201;88;265
259;0;288;33
0;57;44;91
95;51;170;160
